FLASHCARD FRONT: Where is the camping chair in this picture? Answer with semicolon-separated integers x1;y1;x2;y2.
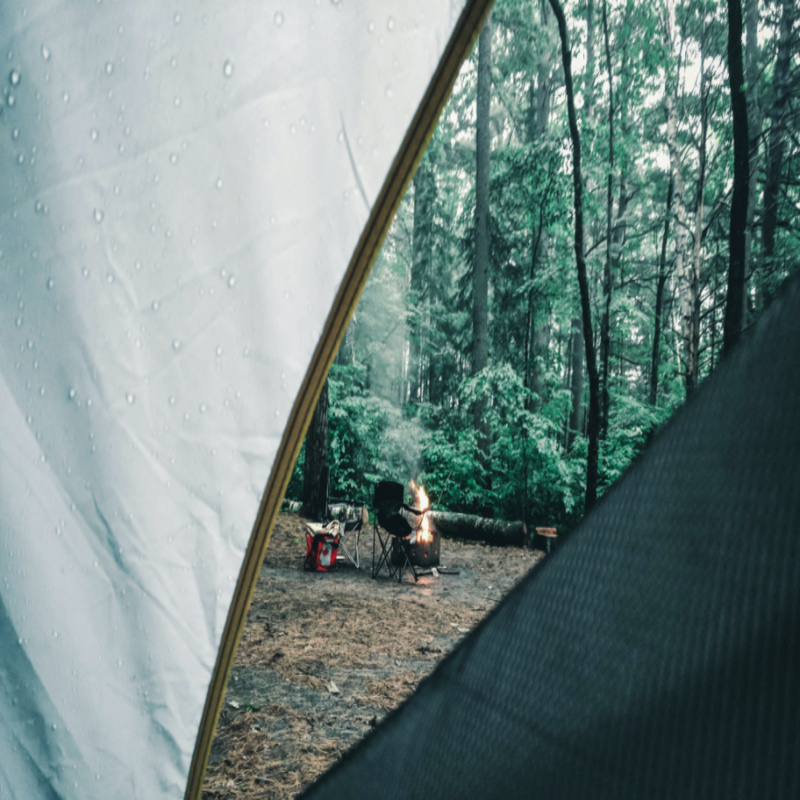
326;499;367;568
371;481;424;583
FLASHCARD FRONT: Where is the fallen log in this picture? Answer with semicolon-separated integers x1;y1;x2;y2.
428;511;527;547
281;498;368;526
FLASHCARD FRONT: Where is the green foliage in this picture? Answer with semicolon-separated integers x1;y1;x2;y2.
291;0;800;536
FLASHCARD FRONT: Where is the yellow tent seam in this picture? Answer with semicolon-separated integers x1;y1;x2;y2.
185;1;495;796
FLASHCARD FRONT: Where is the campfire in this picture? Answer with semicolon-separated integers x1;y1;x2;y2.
390;480;440;568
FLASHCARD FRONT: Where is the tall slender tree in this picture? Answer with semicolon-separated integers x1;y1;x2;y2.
550;0;601;512
724;0;750;353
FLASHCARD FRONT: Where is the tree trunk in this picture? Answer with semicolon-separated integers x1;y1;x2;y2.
409;159;435;405
651;178;673;407
663;0;694;397
550;0;601;513
473;14;493;514
473;16;492;384
759;0;794;304
302;379;329;521
689;32;708;390
429;511;527;547
744;0;761;301
567;317;584;449
723;0;750;354
599;0;614;439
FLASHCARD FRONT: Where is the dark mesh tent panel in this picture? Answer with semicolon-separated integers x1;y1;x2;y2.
304;277;800;799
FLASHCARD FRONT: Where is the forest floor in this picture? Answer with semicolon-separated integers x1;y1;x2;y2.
201;513;545;800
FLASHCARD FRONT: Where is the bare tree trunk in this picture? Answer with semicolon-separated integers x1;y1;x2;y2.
651;178;674;407
599;0;614;439
550;0;601;513
662;0;694;397
759;0;794;304
302;379;329;521
474;14;492;514
409;160;435;405
723;0;750;354
744;0;761;304
689;31;708;389
567;317;585;449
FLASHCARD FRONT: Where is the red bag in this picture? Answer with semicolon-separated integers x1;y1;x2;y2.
304;531;339;571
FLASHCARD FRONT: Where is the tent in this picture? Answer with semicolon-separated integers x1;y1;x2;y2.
0;1;492;797
3;1;799;799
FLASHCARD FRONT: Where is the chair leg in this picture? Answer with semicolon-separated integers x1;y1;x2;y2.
372;525;393;579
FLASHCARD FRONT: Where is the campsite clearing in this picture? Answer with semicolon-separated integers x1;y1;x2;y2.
202;513;544;799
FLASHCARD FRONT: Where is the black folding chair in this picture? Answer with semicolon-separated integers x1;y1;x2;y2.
371;481;424;583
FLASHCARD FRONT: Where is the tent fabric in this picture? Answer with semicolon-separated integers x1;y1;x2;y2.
305;277;800;800
0;2;492;797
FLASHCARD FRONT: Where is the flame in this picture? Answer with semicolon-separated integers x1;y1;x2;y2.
410;480;432;543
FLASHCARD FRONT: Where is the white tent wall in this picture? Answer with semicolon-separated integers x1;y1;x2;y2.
0;2;486;797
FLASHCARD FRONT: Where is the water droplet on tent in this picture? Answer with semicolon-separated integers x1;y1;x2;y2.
52;629;59;638
215;345;223;357
274;11;284;26
385;84;394;99
215;177;223;190
199;403;207;414
222;59;234;78
9;68;20;86
41;45;50;61
39;386;45;396
227;275;236;288
106;273;114;284
105;61;114;75
151;299;160;311
93;208;104;223
172;339;182;351
6;93;15;108
82;267;90;278
387;16;395;31
169;152;178;165
62;91;70;104
46;277;54;289
168;395;176;406
367;21;375;33
68;388;76;400
90;128;99;142
125;392;134;404
337;130;344;143
12;127;19;139
173;95;181;107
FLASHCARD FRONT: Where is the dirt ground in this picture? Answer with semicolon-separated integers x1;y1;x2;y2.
201;513;545;799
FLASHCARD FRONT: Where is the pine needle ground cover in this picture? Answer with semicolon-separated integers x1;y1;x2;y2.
203;513;544;799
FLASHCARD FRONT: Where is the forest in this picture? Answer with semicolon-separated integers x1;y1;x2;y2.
289;0;799;534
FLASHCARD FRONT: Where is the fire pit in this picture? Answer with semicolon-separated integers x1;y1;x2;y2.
391;528;440;567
